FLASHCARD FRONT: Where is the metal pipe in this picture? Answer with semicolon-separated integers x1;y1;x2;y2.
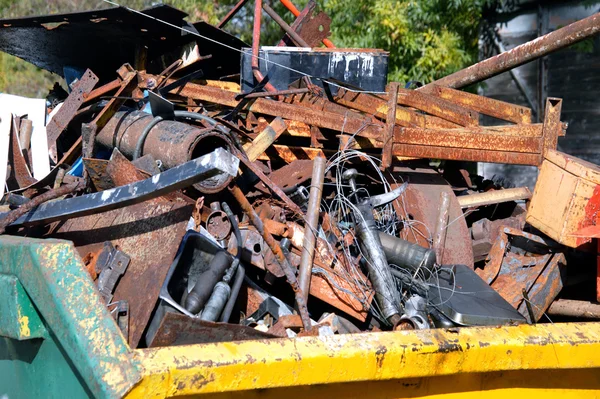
252;0;280;96
184;251;232;314
200;282;231;321
133;116;162;160
297;156;326;302
422;12;600;90
457;187;531;208
378;232;436;278
217;0;250;29
229;184;312;332
547;299;600;320
263;3;310;47
219;202;246;322
432;192;451;265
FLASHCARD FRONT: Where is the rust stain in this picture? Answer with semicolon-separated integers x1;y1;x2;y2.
577;184;600;246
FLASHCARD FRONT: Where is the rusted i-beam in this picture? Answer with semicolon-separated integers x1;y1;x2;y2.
229;185;312;331
422;13;600;90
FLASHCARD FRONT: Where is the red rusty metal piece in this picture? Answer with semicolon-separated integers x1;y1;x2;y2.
278;0;332;48
255;159;314;194
8;117;37;189
206;209;232;240
148;311;277;347
46;69;98;162
389;167;473;267
422;13;600;90
239;87;311;99
483;227;567;322
263;3;310;47
52;154;194;347
83;78;122;105
428;85;532;124
396;88;479;127
471;213;526;263
230;185;312;331
235;149;305;217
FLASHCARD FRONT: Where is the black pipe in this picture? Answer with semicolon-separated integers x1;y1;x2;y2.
184;250;231;314
378;232;437;278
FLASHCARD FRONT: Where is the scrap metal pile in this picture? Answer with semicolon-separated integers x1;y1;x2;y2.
1;1;600;347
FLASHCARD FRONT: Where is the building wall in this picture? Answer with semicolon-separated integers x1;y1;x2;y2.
479;1;600;189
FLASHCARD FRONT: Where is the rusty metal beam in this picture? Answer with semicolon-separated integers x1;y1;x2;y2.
335;88;458;129
422;13;600;90
428;85;532;124
381;83;398;169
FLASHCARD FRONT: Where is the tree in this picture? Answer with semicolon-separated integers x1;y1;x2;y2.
0;0;501;96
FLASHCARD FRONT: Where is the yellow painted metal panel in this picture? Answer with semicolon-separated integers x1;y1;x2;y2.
128;322;600;398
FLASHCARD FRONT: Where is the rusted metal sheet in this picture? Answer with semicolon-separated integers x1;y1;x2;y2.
277;0;331;47
255;159;314;193
148;312;276;347
429;85;532;124
389;167;473;267
50;154;194;347
82;158;112;191
421;13;600;90
393;87;479;127
8;117;36;189
480;227;567;322
46;69;98;162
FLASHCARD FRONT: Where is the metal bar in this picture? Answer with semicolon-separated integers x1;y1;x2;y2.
381;83;399;169
263;3;310;47
239;87;310;99
433;192;451;265
217;0;250;29
0;181;84;234
3;148;238;227
429;85;532;124
278;0;335;48
394;87;479;126
229;185;312;332
297;156;326;302
46;69;98;162
547;299;600;319
537;3;549;121
235;149;305;216
335;88;459;129
457;187;532;208
422;13;600;90
541;98;562;159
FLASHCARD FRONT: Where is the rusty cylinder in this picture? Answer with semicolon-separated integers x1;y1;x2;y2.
96;110;234;193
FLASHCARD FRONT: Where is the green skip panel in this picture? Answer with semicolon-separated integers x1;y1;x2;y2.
0;236;142;398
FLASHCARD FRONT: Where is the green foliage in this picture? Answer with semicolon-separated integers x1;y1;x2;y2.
0;0;492;96
322;0;493;83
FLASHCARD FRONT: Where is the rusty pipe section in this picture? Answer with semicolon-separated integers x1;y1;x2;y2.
422;12;600;90
432;192;451;265
229;184;312;331
547;299;600;320
298;156;326;301
96;110;234;193
252;0;280;96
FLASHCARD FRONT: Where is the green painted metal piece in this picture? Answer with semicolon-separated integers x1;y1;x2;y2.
0;236;142;398
0;274;46;340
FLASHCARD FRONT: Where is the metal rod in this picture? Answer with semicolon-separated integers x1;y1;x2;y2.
252;0;280;95
457;187;532;208
238;87;310;99
263;3;310;47
297;157;326;302
0;180;85;234
2;148;239;227
422;12;600;90
217;0;250;29
229;185;312;331
432;192;451;265
547;299;600;320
